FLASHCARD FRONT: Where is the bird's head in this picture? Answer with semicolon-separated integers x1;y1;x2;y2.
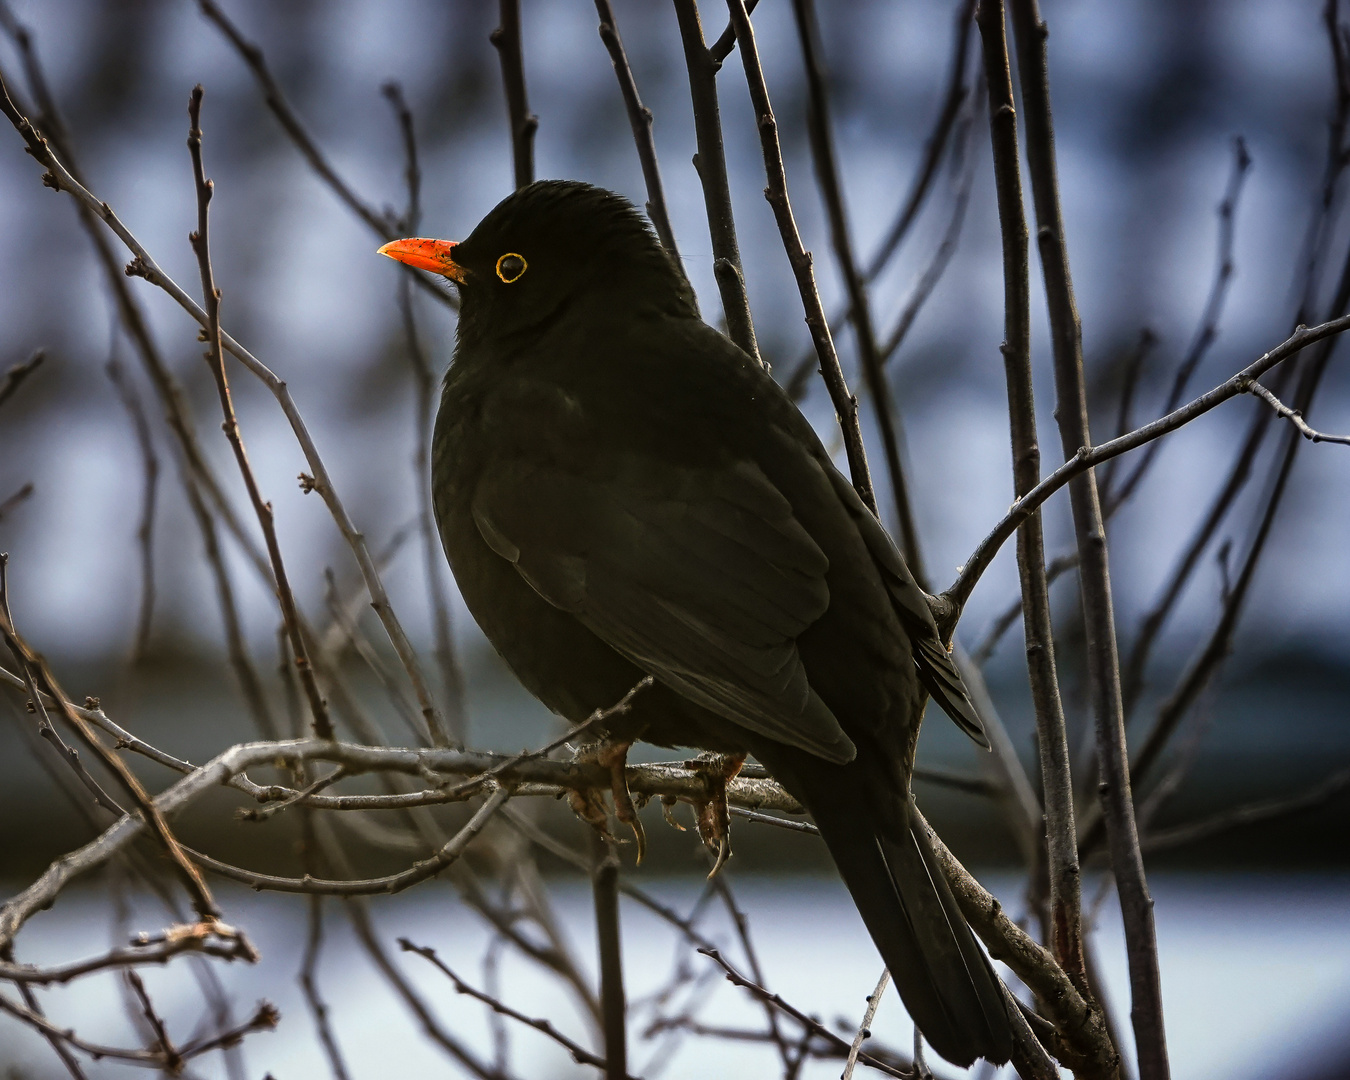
378;180;697;345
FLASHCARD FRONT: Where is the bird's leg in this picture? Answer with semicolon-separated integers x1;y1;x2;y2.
687;752;746;878
597;739;647;864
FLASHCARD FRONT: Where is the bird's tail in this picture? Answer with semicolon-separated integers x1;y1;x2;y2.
757;748;1013;1067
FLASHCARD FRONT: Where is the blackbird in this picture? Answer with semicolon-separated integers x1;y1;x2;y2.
378;180;1013;1066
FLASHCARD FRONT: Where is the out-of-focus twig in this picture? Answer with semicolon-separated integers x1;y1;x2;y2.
400;939;632;1077
595;0;681;264
105;359;159;661
0;348;43;409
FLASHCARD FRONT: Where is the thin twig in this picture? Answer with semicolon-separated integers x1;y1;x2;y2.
724;0;875;511
0;347;43;409
400;939;635;1077
381;81;421;234
187;86;332;740
1141;768;1350;853
673;0;762;364
395;275;468;742
0;596;225;930
708;873;791;1073
1105;138;1252;517
594;0;681;263
792;0;925;582
698;948;912;1079
105;359;159;661
1247;378;1350;445
942;312;1350;613
300;896;352;1080
190;786;511;896
840;968;889;1080
0;67;452;747
0;482;33;522
491;0;537;191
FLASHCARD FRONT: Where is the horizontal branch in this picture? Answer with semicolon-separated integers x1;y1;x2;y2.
0;921;253;986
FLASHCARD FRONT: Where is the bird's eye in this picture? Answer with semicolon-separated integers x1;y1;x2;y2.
496;252;527;283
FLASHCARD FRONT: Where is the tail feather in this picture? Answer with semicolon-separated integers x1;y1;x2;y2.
759;749;1013;1067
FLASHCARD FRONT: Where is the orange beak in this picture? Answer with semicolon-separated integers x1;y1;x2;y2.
377;238;467;282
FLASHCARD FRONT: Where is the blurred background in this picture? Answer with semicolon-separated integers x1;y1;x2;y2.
1;0;1347;1077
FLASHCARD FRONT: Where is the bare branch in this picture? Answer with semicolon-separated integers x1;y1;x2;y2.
491;0;537;191
0;66;452;748
1141;768;1350;853
196;1;390;236
914;811;1118;1080
187;86;332;739
840;968;890;1080
1007;2;1166;1072
697;948;913;1079
724;0;876;513
943;313;1350;612
792;0;926;582
0;481;33;522
400;939;631;1077
673;0;762;364
1105;138;1252;516
1247;377;1350;445
104;360;159;660
976;0;1089;1002
594;0;681;263
0;347;43;409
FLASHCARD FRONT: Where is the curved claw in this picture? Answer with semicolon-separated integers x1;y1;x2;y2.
706;835;732;880
690;752;746;877
598;739;645;864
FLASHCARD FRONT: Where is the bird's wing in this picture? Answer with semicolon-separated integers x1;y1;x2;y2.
471;454;857;764
824;469;990;748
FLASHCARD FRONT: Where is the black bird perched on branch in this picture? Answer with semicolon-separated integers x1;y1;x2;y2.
378;180;1012;1066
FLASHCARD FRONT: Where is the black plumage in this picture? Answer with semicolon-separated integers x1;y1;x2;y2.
381;180;1013;1066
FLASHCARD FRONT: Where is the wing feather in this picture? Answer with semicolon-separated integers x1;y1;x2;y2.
473;455;856;763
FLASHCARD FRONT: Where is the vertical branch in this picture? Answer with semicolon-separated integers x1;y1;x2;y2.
723;0;877;514
592;836;627;1080
791;0;926;584
1006;3;1168;1077
398;278;468;744
384;86;469;745
186;86;333;742
105;358;159;662
594;0;682;263
975;0;1090;999
490;0;537;191
672;0;762;365
381;82;422;234
866;0;977;279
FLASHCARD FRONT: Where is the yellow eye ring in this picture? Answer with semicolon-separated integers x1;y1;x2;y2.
496;252;527;283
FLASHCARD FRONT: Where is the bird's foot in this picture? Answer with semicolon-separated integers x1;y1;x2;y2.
597;739;646;864
566;738;646;863
686;752;746;878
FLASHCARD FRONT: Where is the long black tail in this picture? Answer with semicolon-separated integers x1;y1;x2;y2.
756;747;1013;1067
